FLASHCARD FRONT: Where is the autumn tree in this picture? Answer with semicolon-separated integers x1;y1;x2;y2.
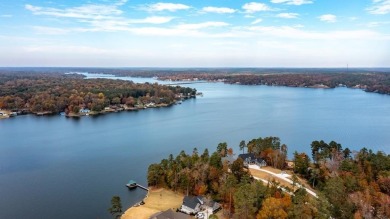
217;142;228;157
257;196;291;219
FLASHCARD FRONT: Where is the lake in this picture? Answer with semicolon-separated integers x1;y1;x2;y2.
0;75;389;218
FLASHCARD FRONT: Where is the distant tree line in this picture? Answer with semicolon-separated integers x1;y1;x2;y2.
0;72;196;114
157;72;390;95
148;137;390;219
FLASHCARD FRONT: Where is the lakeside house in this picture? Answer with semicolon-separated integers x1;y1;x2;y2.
238;153;267;168
150;209;190;219
145;102;156;107
179;196;221;215
79;108;90;114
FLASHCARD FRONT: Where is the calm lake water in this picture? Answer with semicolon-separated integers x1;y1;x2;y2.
1;75;389;218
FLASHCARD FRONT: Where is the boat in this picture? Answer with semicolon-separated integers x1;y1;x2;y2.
126;180;137;189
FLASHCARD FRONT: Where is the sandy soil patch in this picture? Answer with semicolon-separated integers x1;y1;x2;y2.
121;188;184;219
249;168;293;189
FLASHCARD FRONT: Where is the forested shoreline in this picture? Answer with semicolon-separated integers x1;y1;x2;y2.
1;68;390;95
148;137;390;219
157;72;390;95
37;67;390;95
0;71;196;117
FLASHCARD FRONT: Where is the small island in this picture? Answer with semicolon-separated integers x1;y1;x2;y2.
121;137;390;219
0;71;197;118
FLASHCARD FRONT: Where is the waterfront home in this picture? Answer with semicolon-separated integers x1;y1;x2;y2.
238;153;267;168
179;196;220;215
180;196;201;214
79;108;90;114
150;209;190;219
145;102;156;107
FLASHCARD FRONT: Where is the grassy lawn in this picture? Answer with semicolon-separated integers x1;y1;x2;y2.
121;188;184;219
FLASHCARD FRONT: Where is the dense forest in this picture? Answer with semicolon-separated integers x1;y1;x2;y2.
157;73;390;95
44;67;390;95
60;67;390;95
147;137;390;219
1;68;390;95
0;71;196;115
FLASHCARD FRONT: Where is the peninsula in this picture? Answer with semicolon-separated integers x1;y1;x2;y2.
0;71;196;118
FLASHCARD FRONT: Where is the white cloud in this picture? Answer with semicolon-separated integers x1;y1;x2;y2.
366;21;390;27
131;16;174;24
271;0;313;5
0;14;13;18
25;2;123;20
176;22;229;30
277;13;299;18
242;2;271;13
115;0;128;6
367;0;390;14
24;45;109;55
318;14;337;23
26;1;176;35
145;3;190;12
202;6;236;14
243;25;386;40
251;19;263;24
32;26;72;35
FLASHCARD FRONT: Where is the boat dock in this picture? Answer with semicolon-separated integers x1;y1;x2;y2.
126;180;149;191
136;184;149;191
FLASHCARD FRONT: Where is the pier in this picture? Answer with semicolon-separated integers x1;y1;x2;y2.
136;184;149;191
126;180;149;191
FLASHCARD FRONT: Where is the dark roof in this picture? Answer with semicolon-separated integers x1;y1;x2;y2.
238;153;263;163
153;209;190;219
183;196;201;209
238;153;256;160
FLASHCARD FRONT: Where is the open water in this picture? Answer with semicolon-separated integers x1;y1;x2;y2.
0;74;389;218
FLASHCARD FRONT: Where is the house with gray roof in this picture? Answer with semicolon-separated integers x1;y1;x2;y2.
179;196;221;215
150;209;190;219
238;153;267;168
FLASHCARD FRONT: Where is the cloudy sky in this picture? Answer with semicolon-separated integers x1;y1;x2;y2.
0;0;389;67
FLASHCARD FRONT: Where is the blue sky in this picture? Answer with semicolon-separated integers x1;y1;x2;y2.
0;0;389;67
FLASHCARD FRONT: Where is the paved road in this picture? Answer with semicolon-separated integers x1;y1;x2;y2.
248;165;317;198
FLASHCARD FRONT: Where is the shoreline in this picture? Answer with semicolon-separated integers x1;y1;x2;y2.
121;187;184;219
0;99;190;120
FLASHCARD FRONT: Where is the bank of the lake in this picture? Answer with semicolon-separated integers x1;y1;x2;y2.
121;188;184;219
0;78;389;219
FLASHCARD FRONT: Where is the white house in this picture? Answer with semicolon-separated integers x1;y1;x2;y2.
238;153;267;168
180;196;202;215
179;196;221;215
